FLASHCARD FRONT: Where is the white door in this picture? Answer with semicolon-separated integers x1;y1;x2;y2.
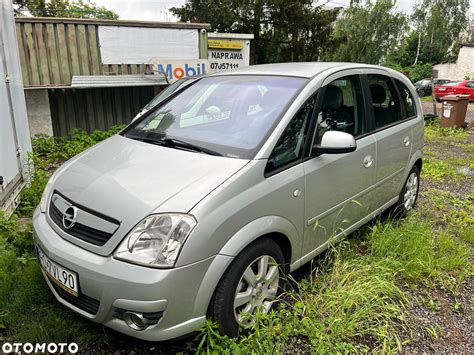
0;33;21;205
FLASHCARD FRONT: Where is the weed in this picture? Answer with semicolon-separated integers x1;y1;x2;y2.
424;122;468;144
422;158;457;182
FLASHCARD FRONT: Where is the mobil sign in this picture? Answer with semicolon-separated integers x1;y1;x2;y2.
152;60;209;82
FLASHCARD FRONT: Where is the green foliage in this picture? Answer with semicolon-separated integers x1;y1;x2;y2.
171;0;340;64
14;0;118;19
411;0;470;64
424;120;468;143
422;159;457;182
384;62;433;83
407;63;433;83
330;0;407;64
368;221;470;288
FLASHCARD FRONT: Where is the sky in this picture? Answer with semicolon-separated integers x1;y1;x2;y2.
93;0;474;21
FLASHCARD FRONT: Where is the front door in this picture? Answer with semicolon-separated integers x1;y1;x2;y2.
302;72;376;256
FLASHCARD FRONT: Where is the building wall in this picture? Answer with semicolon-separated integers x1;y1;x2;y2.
25;89;53;136
434;46;474;80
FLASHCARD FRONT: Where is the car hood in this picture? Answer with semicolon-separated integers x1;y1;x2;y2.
50;135;249;254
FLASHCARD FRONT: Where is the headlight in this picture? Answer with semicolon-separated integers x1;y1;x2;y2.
39;170;60;213
114;214;197;268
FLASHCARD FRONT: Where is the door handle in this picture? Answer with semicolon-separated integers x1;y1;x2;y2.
404;136;410;147
363;155;373;168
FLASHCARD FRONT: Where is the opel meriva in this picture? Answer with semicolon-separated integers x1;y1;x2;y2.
33;63;423;340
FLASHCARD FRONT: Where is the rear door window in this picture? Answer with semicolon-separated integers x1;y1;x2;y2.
367;74;402;129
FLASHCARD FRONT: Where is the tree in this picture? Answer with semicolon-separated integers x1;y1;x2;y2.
330;0;407;64
14;0;119;20
411;0;469;64
170;0;340;64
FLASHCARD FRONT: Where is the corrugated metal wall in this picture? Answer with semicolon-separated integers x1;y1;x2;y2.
49;86;154;136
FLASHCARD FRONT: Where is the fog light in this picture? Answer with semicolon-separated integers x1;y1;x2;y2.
123;311;149;331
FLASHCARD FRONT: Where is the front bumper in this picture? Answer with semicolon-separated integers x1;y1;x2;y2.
33;208;221;341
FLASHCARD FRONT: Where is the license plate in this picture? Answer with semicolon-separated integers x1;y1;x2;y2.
439;88;446;91
37;246;79;297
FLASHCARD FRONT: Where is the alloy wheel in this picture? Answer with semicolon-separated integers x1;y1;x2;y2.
233;255;280;326
403;172;418;210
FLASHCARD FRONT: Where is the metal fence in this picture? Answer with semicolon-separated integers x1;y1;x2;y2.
421;101;474;126
49;86;154;136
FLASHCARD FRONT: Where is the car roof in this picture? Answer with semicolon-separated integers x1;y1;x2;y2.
209;62;394;79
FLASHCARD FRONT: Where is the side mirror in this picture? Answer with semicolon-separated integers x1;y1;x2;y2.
315;131;357;154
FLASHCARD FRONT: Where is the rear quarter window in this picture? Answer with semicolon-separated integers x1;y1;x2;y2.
395;80;417;118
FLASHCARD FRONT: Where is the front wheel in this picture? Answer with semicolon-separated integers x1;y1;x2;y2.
392;166;420;218
208;238;286;337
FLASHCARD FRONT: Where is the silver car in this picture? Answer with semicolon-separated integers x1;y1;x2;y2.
33;63;423;341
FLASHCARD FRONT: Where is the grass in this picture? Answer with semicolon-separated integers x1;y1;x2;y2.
420;96;436;102
421;121;473;182
194;218;471;353
0;124;472;352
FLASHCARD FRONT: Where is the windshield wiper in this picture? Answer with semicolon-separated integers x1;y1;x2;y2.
128;135;222;156
161;138;222;156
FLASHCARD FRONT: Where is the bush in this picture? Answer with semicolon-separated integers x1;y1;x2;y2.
384;63;433;83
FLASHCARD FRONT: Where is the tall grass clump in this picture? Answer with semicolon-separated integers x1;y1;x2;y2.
194;216;471;353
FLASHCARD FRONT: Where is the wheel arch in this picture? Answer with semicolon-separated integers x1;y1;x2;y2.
190;216;299;318
414;157;422;172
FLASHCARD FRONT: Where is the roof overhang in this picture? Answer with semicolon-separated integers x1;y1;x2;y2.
70;74;167;88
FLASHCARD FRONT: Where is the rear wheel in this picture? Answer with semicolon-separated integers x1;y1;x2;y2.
391;166;420;218
208;238;286;337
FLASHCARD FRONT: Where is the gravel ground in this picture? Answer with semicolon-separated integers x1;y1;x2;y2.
403;126;473;353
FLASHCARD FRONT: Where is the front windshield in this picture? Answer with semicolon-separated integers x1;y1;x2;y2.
122;75;307;159
142;78;196;111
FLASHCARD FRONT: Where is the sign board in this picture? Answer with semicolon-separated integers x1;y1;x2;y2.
152;59;209;82
208;33;253;72
98;26;199;64
208;40;244;50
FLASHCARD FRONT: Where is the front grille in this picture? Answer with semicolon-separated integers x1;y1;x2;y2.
49;198;116;246
50;281;100;315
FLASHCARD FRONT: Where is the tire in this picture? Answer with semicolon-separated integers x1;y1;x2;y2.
208;238;286;337
391;165;420;219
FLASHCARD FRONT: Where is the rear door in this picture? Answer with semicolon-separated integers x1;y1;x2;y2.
364;71;413;208
0;31;22;206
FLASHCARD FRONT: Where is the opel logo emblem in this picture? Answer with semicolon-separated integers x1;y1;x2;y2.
63;206;78;229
